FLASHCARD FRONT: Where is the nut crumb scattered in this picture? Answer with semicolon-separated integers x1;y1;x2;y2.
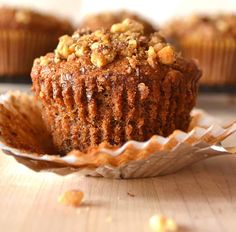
138;83;149;100
58;190;84;207
127;192;136;197
157;46;176;65
149;214;178;232
106;216;113;223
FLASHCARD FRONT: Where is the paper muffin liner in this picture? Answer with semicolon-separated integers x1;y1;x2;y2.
0;29;58;78
0;91;235;179
179;38;236;86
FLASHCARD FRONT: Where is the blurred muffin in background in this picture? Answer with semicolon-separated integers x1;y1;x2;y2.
163;13;236;87
79;10;156;34
0;7;73;81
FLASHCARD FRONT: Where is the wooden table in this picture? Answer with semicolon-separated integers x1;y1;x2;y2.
0;85;236;232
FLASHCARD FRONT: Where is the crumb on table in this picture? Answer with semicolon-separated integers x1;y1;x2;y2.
58;189;84;207
149;214;178;232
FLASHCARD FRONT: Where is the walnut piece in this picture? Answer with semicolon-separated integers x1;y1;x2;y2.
149;215;178;232
91;48;116;68
127;56;138;69
147;46;157;68
75;44;87;57
91;52;107;68
39;56;51;66
58;190;84;207
55;35;74;59
157;46;176;65
128;39;137;48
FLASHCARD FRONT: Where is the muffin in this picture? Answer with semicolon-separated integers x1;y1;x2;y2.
0;7;73;79
79;10;156;34
31;19;201;154
163;13;236;86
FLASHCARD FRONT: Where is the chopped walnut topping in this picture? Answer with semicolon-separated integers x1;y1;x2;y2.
49;19;178;69
15;10;30;24
58;190;84;207
75;44;87;57
138;83;149;100
91;42;100;50
55;35;74;59
91;52;107;68
128;39;137;48
39;56;51;66
149;215;178;232
157;46;176;65
147;46;157;67
54;56;60;64
127;56;138;69
91;46;116;68
111;18;144;33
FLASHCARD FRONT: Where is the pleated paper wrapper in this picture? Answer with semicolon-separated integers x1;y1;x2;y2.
0;30;58;77
0;92;235;179
179;37;236;86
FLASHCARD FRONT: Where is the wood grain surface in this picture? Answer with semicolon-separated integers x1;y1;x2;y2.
0;85;236;232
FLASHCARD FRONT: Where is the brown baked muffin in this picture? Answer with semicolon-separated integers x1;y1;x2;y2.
79;10;156;34
31;19;201;154
0;7;73;78
163;13;236;86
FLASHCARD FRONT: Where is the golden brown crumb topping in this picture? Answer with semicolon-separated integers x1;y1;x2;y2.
39;19;177;69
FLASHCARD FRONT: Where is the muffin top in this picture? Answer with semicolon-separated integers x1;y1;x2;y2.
37;19;180;71
164;13;236;40
79;11;156;35
0;7;73;34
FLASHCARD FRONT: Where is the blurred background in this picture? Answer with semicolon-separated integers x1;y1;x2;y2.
0;0;235;119
1;0;236;25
